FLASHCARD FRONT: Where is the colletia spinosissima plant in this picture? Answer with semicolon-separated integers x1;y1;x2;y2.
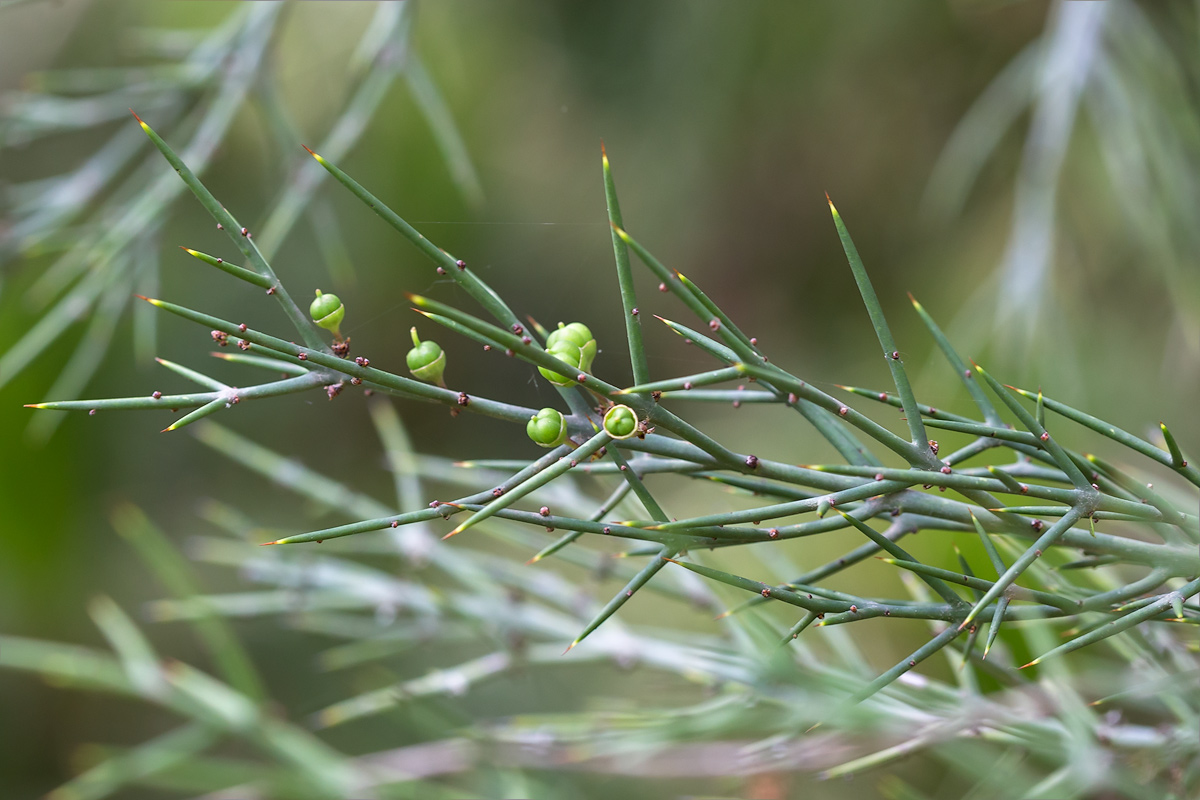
27;113;1199;716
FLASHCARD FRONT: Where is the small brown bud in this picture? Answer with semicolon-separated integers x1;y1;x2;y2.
151;391;162;400
539;506;550;517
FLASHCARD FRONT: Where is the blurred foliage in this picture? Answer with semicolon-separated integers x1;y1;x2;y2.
0;1;1197;798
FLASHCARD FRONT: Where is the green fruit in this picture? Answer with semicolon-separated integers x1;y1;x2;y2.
406;327;446;386
310;290;344;335
538;340;584;387
526;407;569;448
603;404;638;439
547;322;596;371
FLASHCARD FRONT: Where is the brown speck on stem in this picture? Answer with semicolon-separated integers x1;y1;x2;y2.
297;353;307;361
456;259;466;269
709;319;720;331
151;391;162;400
266;286;276;295
350;377;362;385
89;409;96;416
457;392;470;406
539;506;550;517
658;282;667;292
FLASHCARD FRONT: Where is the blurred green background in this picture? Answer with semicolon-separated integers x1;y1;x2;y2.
1;1;1196;797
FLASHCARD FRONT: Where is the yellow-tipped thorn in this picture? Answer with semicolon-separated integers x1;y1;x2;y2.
1019;658;1038;669
301;144;326;165
907;291;923;310
713;610;732;620
442;526;466;541
600;139;609;167
562;640;578;656
806;720;823;734
525;555;541;566
24;404;43;409
260;540;280;546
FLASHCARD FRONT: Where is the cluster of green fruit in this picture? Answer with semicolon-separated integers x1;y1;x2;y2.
310;294;632;447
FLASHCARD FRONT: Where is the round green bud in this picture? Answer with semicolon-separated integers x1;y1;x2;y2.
603;404;639;439
547;322;596;372
310;290;344;334
538;340;584;387
406;327;446;386
526;407;569;448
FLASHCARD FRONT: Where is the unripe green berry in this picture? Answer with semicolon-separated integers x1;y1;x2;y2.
310;290;344;335
526;407;569;448
547;322;596;372
406;327;446;386
603;404;638;439
538;340;584;387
